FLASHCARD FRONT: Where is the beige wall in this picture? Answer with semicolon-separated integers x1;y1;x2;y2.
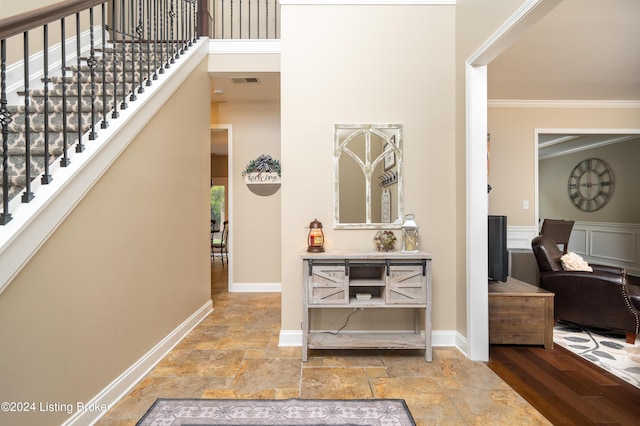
539;137;640;224
0;59;211;426
217;101;281;284
488;106;640;227
280;4;457;333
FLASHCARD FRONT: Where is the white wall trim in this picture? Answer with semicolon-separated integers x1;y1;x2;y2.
535;128;640;135
454;331;468;358
466;0;561;361
507;226;537;250
0;39;210;296
465;63;489;362
467;0;561;66
230;282;282;292
63;300;213;426
209;39;282;54
489;99;640;108
278;330;302;347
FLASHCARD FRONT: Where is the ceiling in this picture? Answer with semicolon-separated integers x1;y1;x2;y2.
488;0;640;101
209;0;640;155
210;72;281;104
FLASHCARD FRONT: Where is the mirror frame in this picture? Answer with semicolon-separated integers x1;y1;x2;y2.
333;123;403;229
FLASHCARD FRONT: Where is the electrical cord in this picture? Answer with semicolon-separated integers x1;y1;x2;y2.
325;308;362;336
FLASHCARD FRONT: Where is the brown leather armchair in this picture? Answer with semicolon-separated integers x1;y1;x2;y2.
531;235;640;344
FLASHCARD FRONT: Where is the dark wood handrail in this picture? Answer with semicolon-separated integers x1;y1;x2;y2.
0;0;106;40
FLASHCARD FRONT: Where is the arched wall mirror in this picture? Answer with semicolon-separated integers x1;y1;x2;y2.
334;123;403;229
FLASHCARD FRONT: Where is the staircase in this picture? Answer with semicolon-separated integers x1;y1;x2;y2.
0;0;201;227
1;41;185;214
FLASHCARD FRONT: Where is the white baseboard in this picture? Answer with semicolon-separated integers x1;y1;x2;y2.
63;300;213;426
230;282;282;292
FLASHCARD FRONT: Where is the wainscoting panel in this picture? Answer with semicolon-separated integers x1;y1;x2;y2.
569;222;640;276
507;226;537;250
569;228;588;255
590;229;636;264
506;223;640;281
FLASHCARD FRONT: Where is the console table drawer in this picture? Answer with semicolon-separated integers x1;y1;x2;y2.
386;266;426;304
308;265;348;305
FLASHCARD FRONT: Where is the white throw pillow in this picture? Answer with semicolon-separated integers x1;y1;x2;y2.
560;252;593;272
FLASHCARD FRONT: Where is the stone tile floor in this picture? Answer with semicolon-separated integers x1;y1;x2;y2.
96;265;550;425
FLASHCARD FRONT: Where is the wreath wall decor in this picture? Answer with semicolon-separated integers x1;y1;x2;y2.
243;154;281;195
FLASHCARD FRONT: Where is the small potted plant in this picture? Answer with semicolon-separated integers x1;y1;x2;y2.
373;230;397;252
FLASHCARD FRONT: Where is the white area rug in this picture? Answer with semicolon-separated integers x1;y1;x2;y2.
136;398;415;426
554;321;640;389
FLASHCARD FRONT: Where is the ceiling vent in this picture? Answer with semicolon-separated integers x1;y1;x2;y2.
230;77;260;84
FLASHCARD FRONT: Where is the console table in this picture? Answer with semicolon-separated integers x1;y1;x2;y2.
301;250;432;362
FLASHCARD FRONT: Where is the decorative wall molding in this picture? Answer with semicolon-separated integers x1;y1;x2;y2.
507;225;537;250
488;99;640;108
64;301;213;426
569;221;639;276
505;222;639;275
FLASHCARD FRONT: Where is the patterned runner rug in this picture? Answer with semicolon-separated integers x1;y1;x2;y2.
554;321;640;389
136;398;415;426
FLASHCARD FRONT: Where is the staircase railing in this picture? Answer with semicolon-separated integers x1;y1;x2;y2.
206;0;280;39
0;0;199;225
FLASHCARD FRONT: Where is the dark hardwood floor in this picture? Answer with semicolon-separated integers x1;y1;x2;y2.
487;344;640;425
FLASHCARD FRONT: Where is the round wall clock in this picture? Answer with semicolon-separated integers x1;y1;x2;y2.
567;158;614;212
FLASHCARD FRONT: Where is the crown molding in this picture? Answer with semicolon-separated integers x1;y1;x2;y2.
488;99;640;108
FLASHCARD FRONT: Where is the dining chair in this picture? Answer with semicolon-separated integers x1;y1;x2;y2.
212;220;229;266
540;218;574;254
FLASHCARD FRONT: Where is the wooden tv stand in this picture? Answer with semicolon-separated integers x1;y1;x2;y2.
488;277;554;349
301;250;432;362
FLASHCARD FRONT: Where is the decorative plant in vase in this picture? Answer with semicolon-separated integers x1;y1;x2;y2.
373;230;397;252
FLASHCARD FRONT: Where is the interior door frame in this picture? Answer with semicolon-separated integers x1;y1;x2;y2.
465;0;561;361
211;124;233;290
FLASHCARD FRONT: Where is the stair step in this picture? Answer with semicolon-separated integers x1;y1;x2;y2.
26;83;135;98
47;72;152;85
8;95;120;113
1;41;178;208
0;184;26;205
6;112;103;133
67;60;160;73
1;131;81;151
0;153;63;187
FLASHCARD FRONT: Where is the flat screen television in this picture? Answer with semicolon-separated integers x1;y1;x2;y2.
488;215;508;282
